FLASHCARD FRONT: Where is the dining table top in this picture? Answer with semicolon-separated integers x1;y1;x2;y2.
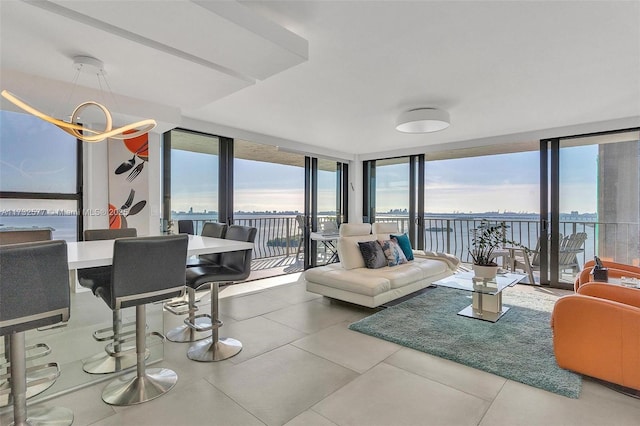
66;234;254;269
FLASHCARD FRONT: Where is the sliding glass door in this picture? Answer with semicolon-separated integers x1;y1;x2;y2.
164;130;349;273
364;155;424;248
544;128;640;287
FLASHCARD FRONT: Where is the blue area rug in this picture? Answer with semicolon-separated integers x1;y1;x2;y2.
349;286;581;398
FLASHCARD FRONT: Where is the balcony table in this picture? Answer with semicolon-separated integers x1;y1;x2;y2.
66;235;254;292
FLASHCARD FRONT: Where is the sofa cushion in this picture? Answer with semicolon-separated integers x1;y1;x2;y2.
337;223;375;270
391;233;414;261
372;222;398;240
358;241;387;269
339;223;372;237
379;239;408;266
338;234;376;270
304;264;391;297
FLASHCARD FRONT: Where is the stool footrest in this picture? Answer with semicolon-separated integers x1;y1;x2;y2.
0;343;52;369
184;314;222;333
105;331;164;357
164;300;198;316
0;362;60;396
93;321;136;342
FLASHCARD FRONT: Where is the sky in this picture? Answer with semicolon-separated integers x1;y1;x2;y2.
0;110;602;216
171;145;600;215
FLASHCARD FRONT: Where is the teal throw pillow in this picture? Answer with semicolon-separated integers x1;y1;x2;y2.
391;233;414;261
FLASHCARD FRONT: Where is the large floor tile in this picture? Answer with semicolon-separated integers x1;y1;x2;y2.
205;345;358;426
90;378;264;426
292;322;400;373
480;379;640;426
263;281;322;305
313;363;490;426
219;291;292;321
385;347;507;401
224;316;307;364
263;299;368;334
284;410;338;426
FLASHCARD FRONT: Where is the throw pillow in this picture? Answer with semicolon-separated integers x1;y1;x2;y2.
391;233;414;261
357;240;387;269
378;239;408;267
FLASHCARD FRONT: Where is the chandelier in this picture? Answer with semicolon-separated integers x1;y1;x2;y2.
1;56;156;142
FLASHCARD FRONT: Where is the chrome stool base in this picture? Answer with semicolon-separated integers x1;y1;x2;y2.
187;337;242;362
166;323;209;343
101;367;178;406
82;351;143;374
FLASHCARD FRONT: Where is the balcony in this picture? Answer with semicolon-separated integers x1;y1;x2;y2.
184;215;638;284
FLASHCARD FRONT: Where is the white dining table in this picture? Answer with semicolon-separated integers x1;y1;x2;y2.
66;235;254;292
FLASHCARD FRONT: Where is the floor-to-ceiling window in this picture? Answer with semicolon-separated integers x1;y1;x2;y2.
545;128;640;287
164;129;219;234
0;110;82;241
164;131;349;274
364;155;424;247
233;140;305;265
424;148;540;272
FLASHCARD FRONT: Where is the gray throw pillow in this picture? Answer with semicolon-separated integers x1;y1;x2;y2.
358;240;387;269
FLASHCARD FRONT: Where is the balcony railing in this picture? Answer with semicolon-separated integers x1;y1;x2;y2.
185;216;638;269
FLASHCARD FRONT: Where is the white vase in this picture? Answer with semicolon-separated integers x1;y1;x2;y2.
472;264;499;279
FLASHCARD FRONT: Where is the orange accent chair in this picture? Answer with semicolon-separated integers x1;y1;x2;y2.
551;282;640;391
574;260;640;291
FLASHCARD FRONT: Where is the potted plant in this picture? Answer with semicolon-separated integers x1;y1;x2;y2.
469;220;524;279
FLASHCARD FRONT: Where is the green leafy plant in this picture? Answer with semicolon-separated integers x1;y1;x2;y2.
469;220;526;266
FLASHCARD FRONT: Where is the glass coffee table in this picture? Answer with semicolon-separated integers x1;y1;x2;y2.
434;271;526;322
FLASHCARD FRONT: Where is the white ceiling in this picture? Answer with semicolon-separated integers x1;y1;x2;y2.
1;1;639;157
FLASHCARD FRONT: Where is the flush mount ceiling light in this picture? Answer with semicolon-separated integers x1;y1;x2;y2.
396;108;450;133
1;56;156;142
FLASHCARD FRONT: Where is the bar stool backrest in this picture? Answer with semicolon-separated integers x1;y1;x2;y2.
220;225;257;281
0;240;70;335
84;228;137;241
201;222;227;238
0;229;52;245
178;220;194;235
103;235;188;309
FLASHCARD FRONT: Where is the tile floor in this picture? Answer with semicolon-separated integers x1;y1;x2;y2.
6;274;640;426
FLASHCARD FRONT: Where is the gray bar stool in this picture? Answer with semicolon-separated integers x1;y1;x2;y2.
77;228;138;374
0;240;73;426
94;235;188;406
184;225;256;362
166;222;228;343
0;229;56;408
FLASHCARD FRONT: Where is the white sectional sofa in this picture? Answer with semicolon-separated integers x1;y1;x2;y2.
303;223;459;307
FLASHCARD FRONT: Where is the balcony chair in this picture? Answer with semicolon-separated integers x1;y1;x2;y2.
575;260;640;291
183;225;256;362
551;282;640;396
0;229;57;408
513;232;587;283
96;235;188;405
77;228;138;374
0;240;73;425
177;219;194;235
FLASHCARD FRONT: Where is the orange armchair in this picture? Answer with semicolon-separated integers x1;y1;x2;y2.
551;283;640;391
574;260;640;291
